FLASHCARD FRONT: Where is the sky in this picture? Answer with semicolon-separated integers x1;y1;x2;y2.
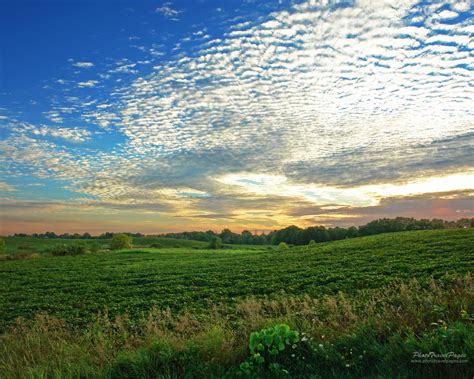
0;0;473;235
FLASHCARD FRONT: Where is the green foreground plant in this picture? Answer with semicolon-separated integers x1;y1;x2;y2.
240;324;300;375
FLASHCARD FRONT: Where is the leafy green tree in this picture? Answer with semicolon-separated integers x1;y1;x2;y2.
302;226;329;244
0;238;5;253
44;231;57;239
270;225;302;245
347;226;358;238
110;234;132;250
220;229;238;244
241;230;253;244
328;227;347;241
208;235;222;249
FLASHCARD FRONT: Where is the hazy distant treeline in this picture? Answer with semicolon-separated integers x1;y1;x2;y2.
13;217;472;246
12;232;145;239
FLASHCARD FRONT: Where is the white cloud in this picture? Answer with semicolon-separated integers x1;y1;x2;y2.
451;1;471;12
109;63;138;74
43;111;63;123
216;172;474;207
2;0;473;226
0;182;16;192
31;126;91;142
77;80;99;88
436;9;459;20
72;61;94;68
113;0;472;174
155;2;181;19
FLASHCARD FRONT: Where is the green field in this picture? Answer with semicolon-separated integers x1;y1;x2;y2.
1;236;208;256
1;236;266;258
1;229;473;330
1;229;473;378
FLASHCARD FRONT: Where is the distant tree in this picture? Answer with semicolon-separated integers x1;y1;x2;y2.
277;242;289;251
328;227;348;241
0;238;5;253
241;230;253;244
220;229;238;244
303;226;329;244
208;236;222;250
456;218;474;228
347;226;358;238
110;234;132;250
205;230;218;241
271;225;303;245
253;233;267;245
99;232;114;239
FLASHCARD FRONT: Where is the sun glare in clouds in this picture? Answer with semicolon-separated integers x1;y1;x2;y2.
216;172;474;208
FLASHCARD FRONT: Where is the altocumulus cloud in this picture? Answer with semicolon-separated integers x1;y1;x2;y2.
155;1;182;19
1;0;473;230
72;61;94;68
31;126;92;143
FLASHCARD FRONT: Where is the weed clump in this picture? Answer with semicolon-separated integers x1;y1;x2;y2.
48;243;87;256
277;242;289;251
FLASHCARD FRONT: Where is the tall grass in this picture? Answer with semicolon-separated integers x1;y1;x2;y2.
1;274;472;378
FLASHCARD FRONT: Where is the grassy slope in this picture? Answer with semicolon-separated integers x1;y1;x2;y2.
132;236;267;250
131;237;209;248
0;229;472;331
1;236;210;256
1;237;105;255
2;275;472;379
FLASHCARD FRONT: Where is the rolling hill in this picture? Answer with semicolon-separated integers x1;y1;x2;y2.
1;229;472;330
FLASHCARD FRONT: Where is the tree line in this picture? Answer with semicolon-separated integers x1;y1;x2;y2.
160;217;473;246
12;217;474;246
12;232;145;239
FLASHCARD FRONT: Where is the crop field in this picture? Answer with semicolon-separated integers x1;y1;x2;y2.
1;236;267;258
1;229;472;331
1;229;473;378
1;236;209;256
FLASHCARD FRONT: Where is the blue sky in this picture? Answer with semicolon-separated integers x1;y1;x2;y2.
0;0;473;234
